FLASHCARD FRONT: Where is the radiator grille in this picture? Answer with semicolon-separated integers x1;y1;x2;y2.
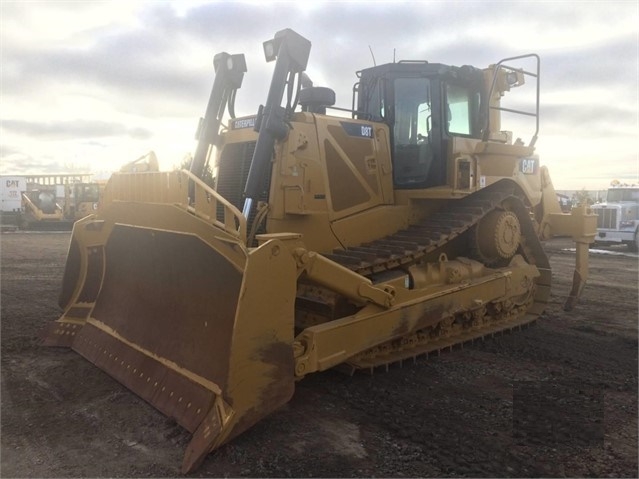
593;207;617;229
215;141;270;240
215;141;256;212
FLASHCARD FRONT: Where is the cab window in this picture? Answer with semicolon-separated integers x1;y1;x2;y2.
394;77;431;146
446;84;472;135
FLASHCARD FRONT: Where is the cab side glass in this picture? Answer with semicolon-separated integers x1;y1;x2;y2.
446;84;471;135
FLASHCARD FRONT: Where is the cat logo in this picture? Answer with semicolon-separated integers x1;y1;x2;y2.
520;157;538;175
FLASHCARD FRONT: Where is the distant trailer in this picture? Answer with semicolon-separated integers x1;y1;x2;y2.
1;176;27;230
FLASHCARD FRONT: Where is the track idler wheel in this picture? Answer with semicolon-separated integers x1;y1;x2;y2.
473;209;521;265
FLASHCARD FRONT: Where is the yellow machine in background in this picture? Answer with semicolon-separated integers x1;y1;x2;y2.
21;188;65;227
21;183;103;229
14;174;102;229
43;29;596;473
63;182;102;221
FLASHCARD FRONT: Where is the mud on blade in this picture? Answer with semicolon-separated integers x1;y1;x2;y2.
43;205;298;473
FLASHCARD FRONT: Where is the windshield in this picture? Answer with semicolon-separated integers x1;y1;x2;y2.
607;188;639;202
391;77;435;188
76;184;100;202
393;77;431;146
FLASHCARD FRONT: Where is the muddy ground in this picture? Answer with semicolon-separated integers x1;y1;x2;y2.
1;232;637;478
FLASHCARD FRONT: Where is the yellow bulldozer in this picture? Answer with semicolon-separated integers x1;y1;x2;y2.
42;29;596;473
63;182;102;222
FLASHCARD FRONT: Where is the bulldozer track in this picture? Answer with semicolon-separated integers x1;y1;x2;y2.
314;182;552;371
337;317;538;375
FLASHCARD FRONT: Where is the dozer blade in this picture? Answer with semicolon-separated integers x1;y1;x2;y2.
42;202;298;473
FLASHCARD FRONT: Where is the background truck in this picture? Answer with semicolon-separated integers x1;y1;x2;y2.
591;184;639;251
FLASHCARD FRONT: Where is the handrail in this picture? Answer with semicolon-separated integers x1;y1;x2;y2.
102;169;246;244
483;53;540;147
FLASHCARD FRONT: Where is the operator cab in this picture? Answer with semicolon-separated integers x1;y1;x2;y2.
355;62;486;189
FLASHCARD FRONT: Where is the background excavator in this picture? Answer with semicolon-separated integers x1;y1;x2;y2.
42;29;596;473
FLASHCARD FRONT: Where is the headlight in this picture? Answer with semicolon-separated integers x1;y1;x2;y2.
263;40;276;62
620;220;636;229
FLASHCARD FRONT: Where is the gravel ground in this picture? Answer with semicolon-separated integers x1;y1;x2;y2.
1;232;637;478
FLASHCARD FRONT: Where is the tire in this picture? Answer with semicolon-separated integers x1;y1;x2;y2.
629;229;639;252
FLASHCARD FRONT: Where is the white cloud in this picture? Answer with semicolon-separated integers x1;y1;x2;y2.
1;1;637;190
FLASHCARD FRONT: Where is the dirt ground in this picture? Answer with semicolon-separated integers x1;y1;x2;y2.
1;232;637;478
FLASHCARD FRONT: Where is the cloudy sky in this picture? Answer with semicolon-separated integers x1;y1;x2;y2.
1;1;637;189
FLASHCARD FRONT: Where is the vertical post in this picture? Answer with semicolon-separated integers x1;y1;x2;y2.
189;53;246;199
